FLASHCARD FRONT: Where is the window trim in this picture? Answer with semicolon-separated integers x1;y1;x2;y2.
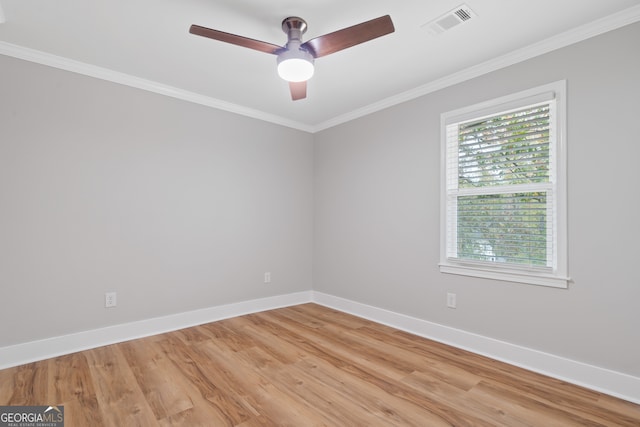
439;81;569;288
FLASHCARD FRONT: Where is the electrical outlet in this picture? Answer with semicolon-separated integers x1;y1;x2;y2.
447;293;457;309
264;272;271;283
105;292;117;308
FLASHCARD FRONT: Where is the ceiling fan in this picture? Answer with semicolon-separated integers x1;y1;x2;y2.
189;15;395;101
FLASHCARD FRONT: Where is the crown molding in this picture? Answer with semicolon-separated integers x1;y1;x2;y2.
0;41;315;133
2;4;639;134
311;4;640;132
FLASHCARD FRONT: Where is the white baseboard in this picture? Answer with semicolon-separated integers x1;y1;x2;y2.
311;291;640;405
0;291;313;371
2;290;638;404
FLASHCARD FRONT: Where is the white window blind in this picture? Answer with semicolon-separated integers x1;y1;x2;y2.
440;82;568;288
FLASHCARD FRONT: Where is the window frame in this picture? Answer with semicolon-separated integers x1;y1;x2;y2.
439;81;569;288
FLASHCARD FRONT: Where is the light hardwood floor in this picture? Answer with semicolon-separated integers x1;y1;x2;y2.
1;303;639;426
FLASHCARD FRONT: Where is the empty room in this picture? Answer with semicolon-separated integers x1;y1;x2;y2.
1;1;639;426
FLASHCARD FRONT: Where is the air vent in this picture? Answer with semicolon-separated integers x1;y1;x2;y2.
421;4;477;35
455;8;472;21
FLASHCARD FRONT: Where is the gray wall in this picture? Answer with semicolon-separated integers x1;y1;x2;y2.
314;22;640;377
0;56;314;347
2;21;638;379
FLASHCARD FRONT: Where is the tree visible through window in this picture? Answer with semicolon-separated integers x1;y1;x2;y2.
456;105;550;266
440;82;568;287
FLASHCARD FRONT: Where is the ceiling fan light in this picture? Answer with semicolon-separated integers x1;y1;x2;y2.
278;58;314;82
277;49;315;82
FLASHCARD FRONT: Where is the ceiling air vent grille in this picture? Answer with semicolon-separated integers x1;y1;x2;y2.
421;4;477;35
455;8;472;21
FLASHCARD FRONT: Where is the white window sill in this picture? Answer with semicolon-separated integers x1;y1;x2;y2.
439;262;570;289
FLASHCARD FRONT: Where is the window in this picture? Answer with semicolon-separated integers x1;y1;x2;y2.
440;81;568;288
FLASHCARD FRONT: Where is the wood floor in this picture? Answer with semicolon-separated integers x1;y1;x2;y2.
1;304;638;426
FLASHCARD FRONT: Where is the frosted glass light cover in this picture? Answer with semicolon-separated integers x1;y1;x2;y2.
277;58;314;82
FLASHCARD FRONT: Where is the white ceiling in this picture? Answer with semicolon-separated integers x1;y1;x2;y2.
1;0;639;132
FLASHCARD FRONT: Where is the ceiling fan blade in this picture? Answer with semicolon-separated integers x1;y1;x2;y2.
302;15;394;58
289;81;307;101
190;24;282;55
